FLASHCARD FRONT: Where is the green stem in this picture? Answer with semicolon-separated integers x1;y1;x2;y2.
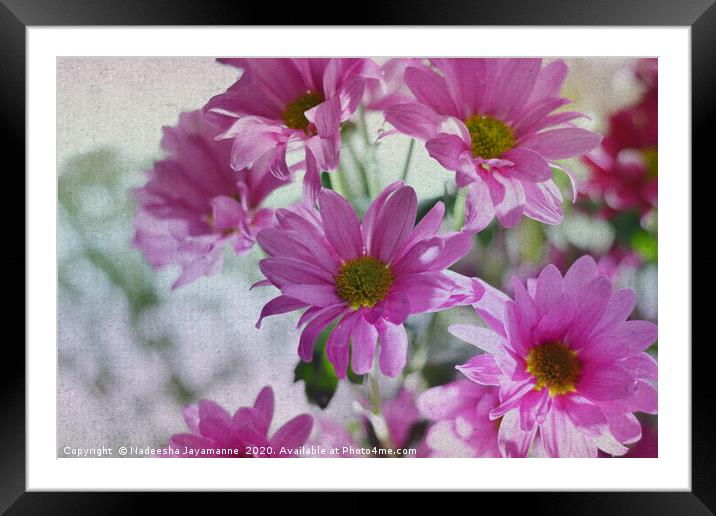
401;139;416;182
346;138;372;198
369;371;382;416
359;106;371;146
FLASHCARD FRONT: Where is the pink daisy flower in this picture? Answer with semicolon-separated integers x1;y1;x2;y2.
384;58;602;230
363;58;425;111
621;419;657;458
451;256;657;457
418;380;501;457
254;181;484;378
133;110;285;289
313;387;431;457
204;58;380;201
167;386;313;457
583;59;658;218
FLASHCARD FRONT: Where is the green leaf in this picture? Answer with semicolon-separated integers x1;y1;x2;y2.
417;193;456;223
294;324;339;409
346;366;365;385
631;231;658;263
610;210;642;245
320;171;333;190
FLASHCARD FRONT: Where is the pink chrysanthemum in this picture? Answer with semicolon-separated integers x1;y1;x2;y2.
167;386;313;457
363;58;425;111
313;387;430;457
583;59;658;218
418;380;501;457
451;256;657;457
384;58;602;230
254;181;484;378
133;110;285;289
204;58;379;201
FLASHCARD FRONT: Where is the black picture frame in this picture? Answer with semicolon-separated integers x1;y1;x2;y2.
5;0;707;512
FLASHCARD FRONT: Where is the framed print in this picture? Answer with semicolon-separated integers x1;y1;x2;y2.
7;0;709;511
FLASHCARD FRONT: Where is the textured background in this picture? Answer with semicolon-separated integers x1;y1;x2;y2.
57;57;653;455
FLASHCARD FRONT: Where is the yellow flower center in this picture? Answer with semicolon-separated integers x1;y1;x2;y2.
464;115;515;159
335;256;393;309
283;91;325;131
526;342;581;397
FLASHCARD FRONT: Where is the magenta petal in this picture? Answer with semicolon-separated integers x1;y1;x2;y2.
504;302;531;356
448;325;506;355
620;353;658;381
428;232;473;270
198;399;231;423
389;272;453;313
404;201;446;247
578;364;636;402
371;186;418;263
456;353;503;386
380;292;412;325
337;75;365;120
362;180;404;249
565;276;613;345
170;433;217;451
269;142;291;180
498;409;536;458
522;127;602;160
257;227;337;275
350;314;378;374
512;277;539;330
534;293;577;343
391;237;444;276
377;320;408;377
539;408;595;457
563;255;600;295
209;195;244;232
471;280;511;338
256;295;308;329
271;414;314;453
556;395;607;432
498;59;543;119
607;411;642;444
503;147;553;183
405;65;460;117
610;320;658;353
302;147;321;204
318;189;363;260
490;380;535;419
590;289;637;337
197;400;233;441
252;387;275;432
384;102;443;140
493;175;525;228
260;257;335;288
528;59;568;102
628;380;658;414
512;97;570;137
283;284;342;307
306;97;341;139
227;118;283;171
237;423;271;450
298;305;345;361
326;313;355;379
518;389;551;431
463;181;496;233
182;404;201;435
425;134;469;170
534;264;563;315
522;180;564;225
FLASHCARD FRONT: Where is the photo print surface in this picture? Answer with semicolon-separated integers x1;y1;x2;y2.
58;57;658;459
